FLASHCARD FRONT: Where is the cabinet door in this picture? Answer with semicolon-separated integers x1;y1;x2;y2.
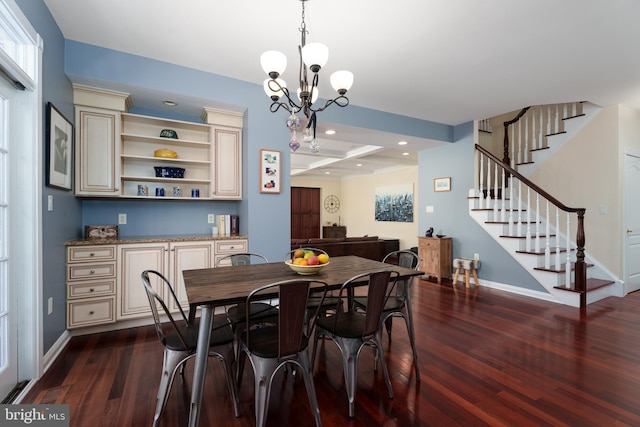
75;106;121;195
169;241;214;311
118;243;168;319
211;126;242;199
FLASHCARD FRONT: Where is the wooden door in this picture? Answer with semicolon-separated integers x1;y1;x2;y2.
291;187;320;239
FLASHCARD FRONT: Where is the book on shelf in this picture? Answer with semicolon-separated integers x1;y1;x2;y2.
230;215;239;236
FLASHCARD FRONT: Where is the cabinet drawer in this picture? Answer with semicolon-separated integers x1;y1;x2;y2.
215;239;247;254
68;245;116;263
67;296;116;329
67;261;116;281
419;240;438;250
68;279;116;299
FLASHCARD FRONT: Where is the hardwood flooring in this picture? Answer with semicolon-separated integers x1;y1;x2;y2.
22;278;640;426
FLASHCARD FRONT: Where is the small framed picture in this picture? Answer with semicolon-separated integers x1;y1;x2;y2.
434;177;451;192
260;149;280;194
46;102;73;190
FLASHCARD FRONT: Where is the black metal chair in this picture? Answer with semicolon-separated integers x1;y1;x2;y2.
141;270;239;426
311;269;399;417
237;278;328;427
352;250;421;381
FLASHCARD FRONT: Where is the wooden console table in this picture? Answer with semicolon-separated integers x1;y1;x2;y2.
323;226;346;239
418;236;452;283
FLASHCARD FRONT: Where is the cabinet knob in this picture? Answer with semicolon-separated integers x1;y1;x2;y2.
89;288;95;292
89;253;95;257
89;311;95;315
89;270;95;274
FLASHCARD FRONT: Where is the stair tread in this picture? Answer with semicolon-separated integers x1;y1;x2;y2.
546;131;567;137
534;262;594;273
554;278;615;293
516;247;573;255
471;208;526;211
499;233;555;238
562;113;586;121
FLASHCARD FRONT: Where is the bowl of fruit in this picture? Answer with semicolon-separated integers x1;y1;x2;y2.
284;248;330;275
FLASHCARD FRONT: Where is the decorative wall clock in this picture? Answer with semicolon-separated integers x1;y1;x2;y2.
324;195;340;213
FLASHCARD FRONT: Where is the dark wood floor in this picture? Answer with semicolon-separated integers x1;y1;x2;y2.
22;278;640;426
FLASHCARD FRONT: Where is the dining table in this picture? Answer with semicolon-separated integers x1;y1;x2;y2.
182;255;424;427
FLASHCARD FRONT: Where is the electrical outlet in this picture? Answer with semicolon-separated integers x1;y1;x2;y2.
474;253;480;261
208;214;215;224
118;213;127;224
48;297;53;315
47;195;53;211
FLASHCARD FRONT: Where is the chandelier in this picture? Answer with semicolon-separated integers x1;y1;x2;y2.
260;0;353;152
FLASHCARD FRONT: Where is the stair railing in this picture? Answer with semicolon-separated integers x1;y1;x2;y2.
502;102;584;171
476;144;587;307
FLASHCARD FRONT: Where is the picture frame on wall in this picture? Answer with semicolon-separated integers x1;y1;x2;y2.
46;102;73;190
260;149;280;194
434;177;451;192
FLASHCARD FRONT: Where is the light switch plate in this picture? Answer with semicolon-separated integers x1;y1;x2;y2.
118;213;127;224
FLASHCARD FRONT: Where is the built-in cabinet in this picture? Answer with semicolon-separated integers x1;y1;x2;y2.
418;236;452;283
72;85;243;200
66;245;117;329
66;237;247;330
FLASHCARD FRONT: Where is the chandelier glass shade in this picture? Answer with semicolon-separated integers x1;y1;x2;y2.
260;0;353;152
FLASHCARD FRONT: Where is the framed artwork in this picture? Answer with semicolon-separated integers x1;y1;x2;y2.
434;177;451;192
374;183;414;222
260;149;280;194
46;102;73;190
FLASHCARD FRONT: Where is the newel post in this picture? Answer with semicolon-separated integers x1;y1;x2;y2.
575;208;587;308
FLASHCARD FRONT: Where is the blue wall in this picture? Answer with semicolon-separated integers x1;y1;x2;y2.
418;122;545;292
17;0;79;353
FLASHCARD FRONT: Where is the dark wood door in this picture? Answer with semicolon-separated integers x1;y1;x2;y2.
291;187;320;239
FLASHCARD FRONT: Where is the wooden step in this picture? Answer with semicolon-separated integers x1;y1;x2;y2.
516;247;572;255
554;278;615;293
534;262;594;273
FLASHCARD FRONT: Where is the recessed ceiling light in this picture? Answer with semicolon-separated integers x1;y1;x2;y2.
325;171;331;174
325;129;336;135
163;100;177;106
402;152;409;156
398;141;408;145
356;163;362;167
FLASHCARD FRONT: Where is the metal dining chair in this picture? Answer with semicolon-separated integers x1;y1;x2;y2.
215;253;279;355
141;270;239;426
311;269;400;417
237;278;328;427
352;249;421;381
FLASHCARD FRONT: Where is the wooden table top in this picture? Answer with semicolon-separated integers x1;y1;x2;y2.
183;255;424;308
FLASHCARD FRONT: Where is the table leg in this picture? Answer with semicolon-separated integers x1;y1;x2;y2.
188;304;214;427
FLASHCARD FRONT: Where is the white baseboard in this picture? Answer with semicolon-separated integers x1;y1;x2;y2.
479;279;562;304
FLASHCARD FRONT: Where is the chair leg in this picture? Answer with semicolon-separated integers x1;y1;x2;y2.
297;351;323;427
153;349;187;427
371;335;394;400
384;316;393;342
247;354;279;427
332;336;361;418
452;267;461;286
213;344;240;418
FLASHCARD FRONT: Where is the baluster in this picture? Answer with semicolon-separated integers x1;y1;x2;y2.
555;206;561;269
525;187;531;251
501;168;506;222
566;213;571;288
493;160;499;218
508;176;514;236
524;114;529;163
517;121;522;165
535;193;541;253
517;180;523;236
531;107;537;151
563;103;568;119
547;104;552;135
577;101;583;116
555;104;560;134
511;124;516;169
544;200;551;269
486;158;492;210
539;107;545;149
479;153;484;209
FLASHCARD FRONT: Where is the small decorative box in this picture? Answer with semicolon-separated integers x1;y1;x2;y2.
85;225;119;240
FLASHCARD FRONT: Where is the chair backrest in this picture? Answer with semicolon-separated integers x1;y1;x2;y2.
216;252;269;267
332;269;400;338
141;269;189;349
245;279;328;359
383;250;419;297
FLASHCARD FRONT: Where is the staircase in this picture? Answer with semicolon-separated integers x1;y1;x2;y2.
471;102;618;308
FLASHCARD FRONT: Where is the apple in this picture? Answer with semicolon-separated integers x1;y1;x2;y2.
307;255;319;266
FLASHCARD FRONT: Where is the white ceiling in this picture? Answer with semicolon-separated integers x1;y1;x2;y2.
43;0;640;179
